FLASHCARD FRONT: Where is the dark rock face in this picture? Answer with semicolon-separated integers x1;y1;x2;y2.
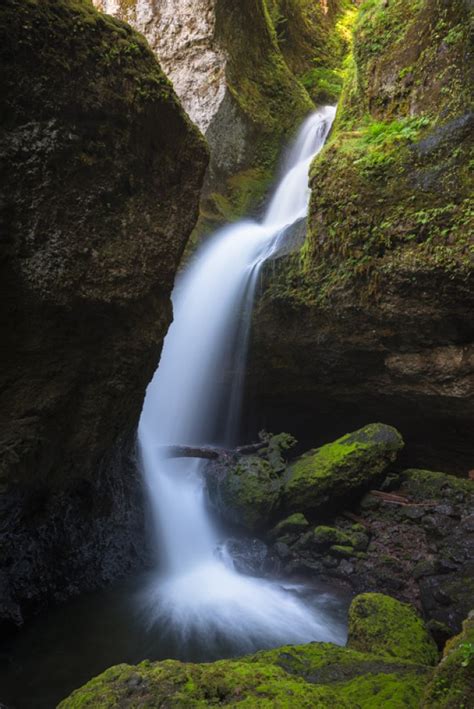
248;0;474;473
0;441;150;629
216;538;280;577
0;0;208;626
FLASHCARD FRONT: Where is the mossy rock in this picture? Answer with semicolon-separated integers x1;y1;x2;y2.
422;611;474;708
207;456;283;532
348;593;438;666
400;469;474;502
58;657;346;708
283;423;404;514
303;0;473;304
269;512;309;539
312;525;354;548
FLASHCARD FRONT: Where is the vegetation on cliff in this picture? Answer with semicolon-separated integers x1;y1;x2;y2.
304;0;473;302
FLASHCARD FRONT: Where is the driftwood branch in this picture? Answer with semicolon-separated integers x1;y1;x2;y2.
158;445;221;460
157;441;266;461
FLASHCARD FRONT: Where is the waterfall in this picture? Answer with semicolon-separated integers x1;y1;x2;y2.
138;106;344;655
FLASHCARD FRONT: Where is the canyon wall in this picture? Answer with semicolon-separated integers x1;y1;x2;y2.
249;0;474;472
0;0;208;627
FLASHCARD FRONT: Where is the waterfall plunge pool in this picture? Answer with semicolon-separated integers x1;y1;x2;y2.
0;570;350;709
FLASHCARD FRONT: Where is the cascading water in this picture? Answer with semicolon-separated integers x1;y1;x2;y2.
138;106;345;656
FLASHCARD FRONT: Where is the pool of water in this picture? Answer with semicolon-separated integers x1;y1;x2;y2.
0;570;350;708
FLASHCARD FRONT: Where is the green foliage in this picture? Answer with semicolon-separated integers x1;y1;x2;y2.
301;67;343;104
422;613;474;707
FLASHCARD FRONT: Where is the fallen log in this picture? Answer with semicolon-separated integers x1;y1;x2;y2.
158;445;221;460
157;441;266;461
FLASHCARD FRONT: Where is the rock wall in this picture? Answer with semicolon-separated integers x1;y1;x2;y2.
0;0;208;627
248;0;474;473
94;0;227;133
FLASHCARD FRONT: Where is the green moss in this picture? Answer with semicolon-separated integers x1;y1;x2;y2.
312;525;354;548
422;613;474;708
283;423;404;513
400;469;474;501
269;513;309;539
295;0;474;305
348;593;438;666
301;67;344;104
338;671;428;708
207;455;283;532
59;658;345;708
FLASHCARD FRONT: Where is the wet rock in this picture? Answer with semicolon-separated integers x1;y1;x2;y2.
434;503;457;517
207;455;283;533
273;542;291;560
217;538;280;577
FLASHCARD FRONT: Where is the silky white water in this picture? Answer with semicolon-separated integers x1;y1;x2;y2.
138;106;345;654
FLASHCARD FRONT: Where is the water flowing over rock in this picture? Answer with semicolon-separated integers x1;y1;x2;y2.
137;107;344;657
0;0;208;628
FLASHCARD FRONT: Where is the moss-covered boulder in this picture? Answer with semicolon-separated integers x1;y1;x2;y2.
207;456;283;532
207;432;296;532
59;657;345;708
0;0;207;625
268;513;310;539
348;593;438;666
60;593;436;708
283;424;404;514
312;525;355;548
422;611;474;708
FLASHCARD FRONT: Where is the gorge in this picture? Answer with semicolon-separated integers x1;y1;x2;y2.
0;0;473;707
